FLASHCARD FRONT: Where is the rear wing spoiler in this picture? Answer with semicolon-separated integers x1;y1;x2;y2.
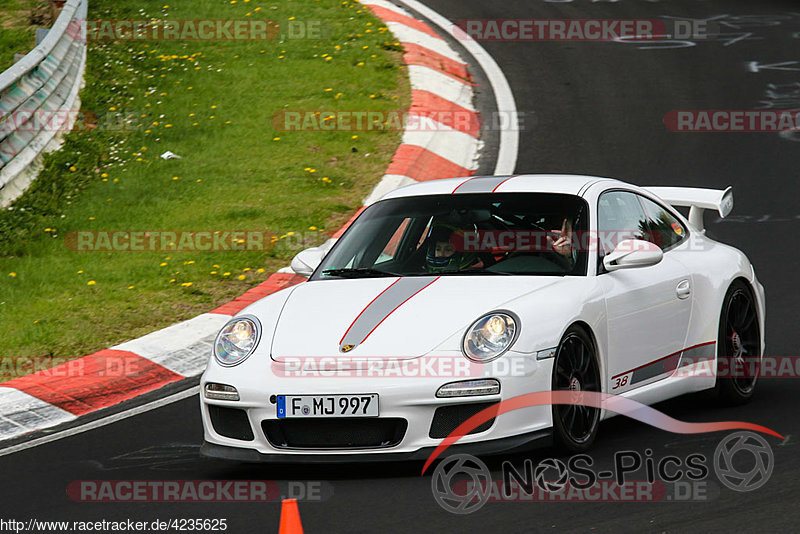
643;186;733;232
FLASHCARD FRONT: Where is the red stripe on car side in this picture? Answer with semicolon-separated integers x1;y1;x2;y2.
610;341;717;380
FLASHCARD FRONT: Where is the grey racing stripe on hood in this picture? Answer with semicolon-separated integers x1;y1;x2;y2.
339;276;439;352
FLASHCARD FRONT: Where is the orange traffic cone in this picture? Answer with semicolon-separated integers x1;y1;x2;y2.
278;498;304;534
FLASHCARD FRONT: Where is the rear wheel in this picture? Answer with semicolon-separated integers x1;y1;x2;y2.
716;280;760;405
552;326;601;452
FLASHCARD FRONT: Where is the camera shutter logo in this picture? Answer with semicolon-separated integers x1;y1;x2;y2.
431;454;492;514
714;431;774;492
534;458;570;492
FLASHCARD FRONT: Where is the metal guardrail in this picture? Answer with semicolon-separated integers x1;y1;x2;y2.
0;0;88;206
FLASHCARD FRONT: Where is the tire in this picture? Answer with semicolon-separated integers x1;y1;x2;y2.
715;280;761;405
551;326;601;452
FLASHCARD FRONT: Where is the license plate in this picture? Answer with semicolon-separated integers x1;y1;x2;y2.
277;394;379;418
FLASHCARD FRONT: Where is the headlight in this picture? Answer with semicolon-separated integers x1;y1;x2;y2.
214;315;261;367
462;312;518;362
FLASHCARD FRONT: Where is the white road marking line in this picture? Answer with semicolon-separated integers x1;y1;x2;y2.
398;0;519;174
0;386;200;457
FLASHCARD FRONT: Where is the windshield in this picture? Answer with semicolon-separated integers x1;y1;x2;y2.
312;193;589;280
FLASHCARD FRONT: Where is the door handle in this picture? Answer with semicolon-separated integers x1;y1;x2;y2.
676;279;691;300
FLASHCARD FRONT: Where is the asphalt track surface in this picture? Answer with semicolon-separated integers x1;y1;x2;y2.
2;1;799;532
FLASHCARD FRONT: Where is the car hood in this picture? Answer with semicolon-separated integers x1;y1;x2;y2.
268;275;565;361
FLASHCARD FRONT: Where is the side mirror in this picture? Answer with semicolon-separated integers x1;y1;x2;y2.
291;247;326;277
603;239;663;272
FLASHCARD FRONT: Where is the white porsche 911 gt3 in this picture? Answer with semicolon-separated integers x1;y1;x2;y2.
200;175;765;461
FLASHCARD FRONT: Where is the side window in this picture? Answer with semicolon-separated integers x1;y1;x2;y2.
597;191;648;255
637;196;687;250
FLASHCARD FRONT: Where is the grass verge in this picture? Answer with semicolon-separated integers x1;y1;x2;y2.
0;0;408;367
0;0;52;70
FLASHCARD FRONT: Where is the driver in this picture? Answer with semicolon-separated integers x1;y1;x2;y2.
424;224;481;273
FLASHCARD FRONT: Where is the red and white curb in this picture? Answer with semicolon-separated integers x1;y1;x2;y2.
0;0;515;443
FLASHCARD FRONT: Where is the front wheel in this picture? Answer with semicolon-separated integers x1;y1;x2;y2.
715;280;761;405
551;326;601;452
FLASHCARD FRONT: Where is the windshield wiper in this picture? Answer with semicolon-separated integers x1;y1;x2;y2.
322;267;400;278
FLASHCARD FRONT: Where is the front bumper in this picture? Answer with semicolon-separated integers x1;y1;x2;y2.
200;353;555;460
200;428;553;463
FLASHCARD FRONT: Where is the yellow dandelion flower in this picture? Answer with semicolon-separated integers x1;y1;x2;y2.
257;268;265;273
9;272;17;277
69;166;77;172
181;282;193;287
87;280;96;286
237;274;246;280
